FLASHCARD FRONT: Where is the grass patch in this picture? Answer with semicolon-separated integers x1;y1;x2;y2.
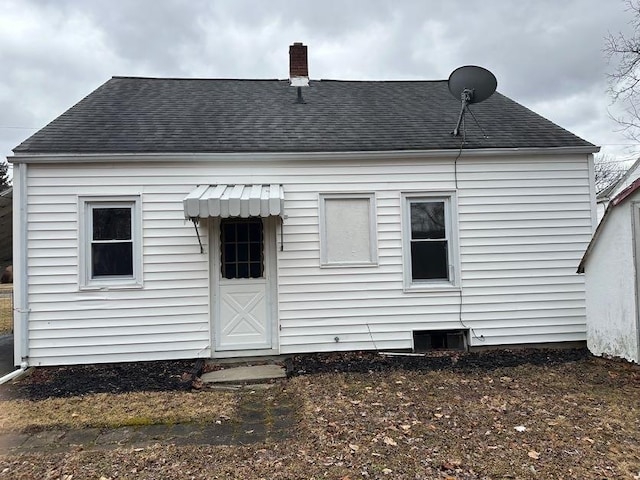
0;391;237;432
0;284;12;335
1;356;639;479
285;356;640;479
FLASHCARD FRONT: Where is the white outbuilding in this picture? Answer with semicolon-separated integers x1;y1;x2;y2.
578;178;640;363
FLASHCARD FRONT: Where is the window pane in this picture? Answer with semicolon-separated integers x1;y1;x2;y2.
250;262;261;278
93;208;131;241
220;219;264;279
411;241;448;280
411;202;445;240
223;263;235;279
248;221;262;242
249;242;261;262
92;242;133;277
237;263;249;278
237;223;249;241
223;223;236;242
224;243;236;263
237;242;249;262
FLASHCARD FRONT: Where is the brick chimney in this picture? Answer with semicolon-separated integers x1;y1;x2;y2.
289;42;309;87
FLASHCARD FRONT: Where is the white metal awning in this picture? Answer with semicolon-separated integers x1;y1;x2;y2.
183;184;285;219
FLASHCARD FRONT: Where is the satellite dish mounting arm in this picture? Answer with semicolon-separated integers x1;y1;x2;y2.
452;88;474;137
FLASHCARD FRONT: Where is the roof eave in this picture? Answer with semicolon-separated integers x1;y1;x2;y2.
577;206;610;274
578;176;640;273
9;145;599;164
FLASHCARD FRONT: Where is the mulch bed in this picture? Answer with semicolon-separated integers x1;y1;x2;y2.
1;348;590;401
1;359;200;401
287;347;590;375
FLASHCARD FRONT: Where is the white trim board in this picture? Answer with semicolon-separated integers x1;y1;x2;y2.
9;146;600;164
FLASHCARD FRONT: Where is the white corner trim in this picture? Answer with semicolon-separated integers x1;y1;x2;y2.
587;153;597;233
13;163;29;365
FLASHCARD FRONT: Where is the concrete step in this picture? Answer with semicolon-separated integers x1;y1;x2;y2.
201;364;286;384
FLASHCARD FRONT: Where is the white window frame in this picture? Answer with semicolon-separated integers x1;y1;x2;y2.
78;196;143;290
401;191;460;291
319;192;378;267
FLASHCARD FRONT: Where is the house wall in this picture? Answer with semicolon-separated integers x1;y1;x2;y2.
584;193;640;363
19;153;593;365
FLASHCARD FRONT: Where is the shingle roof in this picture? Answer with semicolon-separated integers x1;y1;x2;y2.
13;77;596;154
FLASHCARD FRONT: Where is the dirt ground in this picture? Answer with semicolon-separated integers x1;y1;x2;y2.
0;349;639;479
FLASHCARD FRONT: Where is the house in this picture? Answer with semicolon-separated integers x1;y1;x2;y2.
578;177;640;363
9;44;599;367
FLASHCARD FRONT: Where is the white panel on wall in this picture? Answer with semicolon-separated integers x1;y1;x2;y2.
320;194;377;266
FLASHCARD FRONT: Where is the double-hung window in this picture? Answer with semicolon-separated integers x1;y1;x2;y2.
402;193;459;290
79;197;142;289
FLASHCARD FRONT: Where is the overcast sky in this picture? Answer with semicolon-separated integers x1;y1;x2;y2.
1;0;637;176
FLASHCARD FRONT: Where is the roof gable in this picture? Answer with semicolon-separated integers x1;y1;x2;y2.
578;175;640;273
13;77;596;155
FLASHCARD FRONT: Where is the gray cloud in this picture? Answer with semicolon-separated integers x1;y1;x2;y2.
1;0;637;169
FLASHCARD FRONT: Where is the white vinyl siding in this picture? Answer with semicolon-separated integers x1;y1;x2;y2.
319;193;377;266
20;153;594;365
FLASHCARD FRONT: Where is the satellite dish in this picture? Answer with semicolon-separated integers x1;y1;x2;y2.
447;65;497;136
448;66;497;104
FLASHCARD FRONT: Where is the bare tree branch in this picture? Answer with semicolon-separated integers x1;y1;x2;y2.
606;0;640;136
594;153;627;193
0;161;9;189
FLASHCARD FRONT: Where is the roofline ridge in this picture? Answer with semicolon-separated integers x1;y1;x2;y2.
110;76;285;81
317;79;447;83
108;76;451;83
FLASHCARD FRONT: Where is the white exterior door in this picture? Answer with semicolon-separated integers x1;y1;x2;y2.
213;218;275;352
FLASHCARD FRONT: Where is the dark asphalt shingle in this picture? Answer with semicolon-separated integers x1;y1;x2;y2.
13;77;596;154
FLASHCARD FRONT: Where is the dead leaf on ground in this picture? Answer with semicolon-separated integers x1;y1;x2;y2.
383;437;397;446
